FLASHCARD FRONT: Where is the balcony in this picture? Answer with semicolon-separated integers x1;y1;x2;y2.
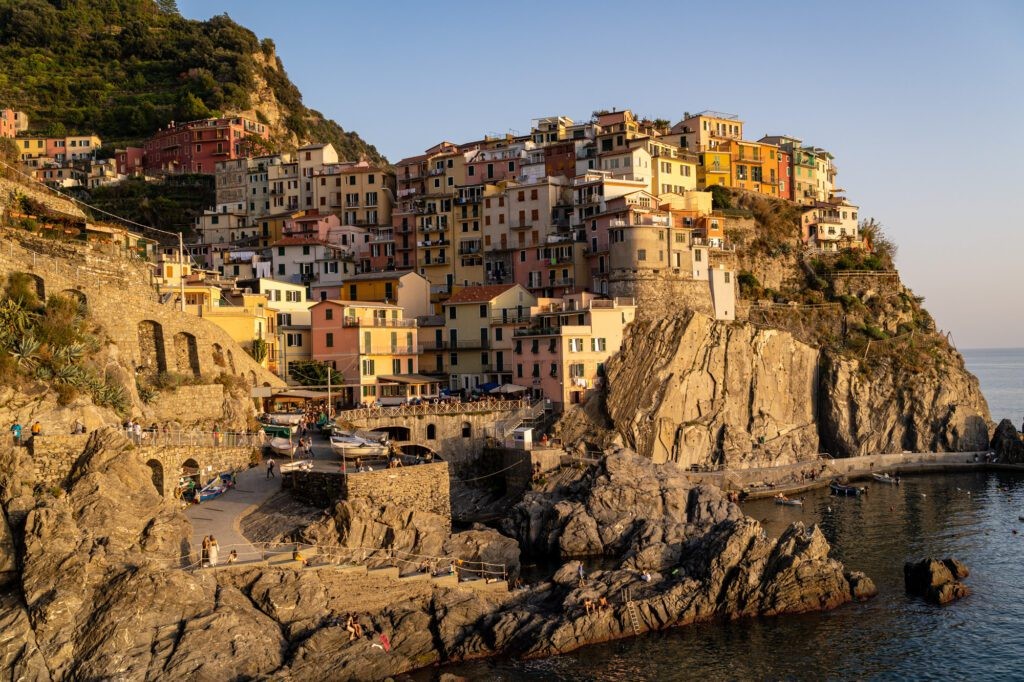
548;277;575;287
428;167;445;176
455;339;490;350
815;214;842;224
513;326;560;337
458;243;481;255
510;222;533;231
422;258;448;266
341;317;417;328
365;345;424;355
491;313;532;324
397;188;418;198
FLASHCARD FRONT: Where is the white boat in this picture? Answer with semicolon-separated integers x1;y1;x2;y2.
329;434;388;458
269;437;297;458
266;412;304;426
774;496;804;507
871;473;900;485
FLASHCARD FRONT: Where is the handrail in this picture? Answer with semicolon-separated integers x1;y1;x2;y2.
131;429;264;448
336;398;530;421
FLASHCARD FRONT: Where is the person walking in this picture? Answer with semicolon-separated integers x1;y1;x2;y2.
208;536;219;567
201;535;211;567
266;457;276;479
10;422;22;446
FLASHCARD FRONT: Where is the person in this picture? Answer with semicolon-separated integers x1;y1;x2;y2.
201;535;211;567
378;631;391;652
30;420;41;440
583;598;595;616
577;563;586;587
598;596;610;611
227;550;238;564
208;537;219;567
133;421;143;444
10;422;22;446
352;615;363;639
292;544;308;567
345;614;358;642
71;419;84;435
266;458;276;479
641;570;652;583
212;423;221;446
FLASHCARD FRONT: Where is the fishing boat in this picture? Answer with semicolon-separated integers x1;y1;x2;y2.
265;412;304;426
198;475;230;502
329;434;388;458
871;472;900;485
774;496;804;507
269;437;297;458
830;482;866;497
262;423;298;439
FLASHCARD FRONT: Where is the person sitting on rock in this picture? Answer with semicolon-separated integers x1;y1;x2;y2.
345;614;358;641
598;596;610;611
293;544;308;567
640;570;652;583
227;550;238;564
583;598;595;615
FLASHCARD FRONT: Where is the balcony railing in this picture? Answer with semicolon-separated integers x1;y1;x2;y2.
455;339;490;350
341;317;417;328
458;244;481;255
365;345;424;355
548;277;575;287
491;313;532;324
514;326;560;337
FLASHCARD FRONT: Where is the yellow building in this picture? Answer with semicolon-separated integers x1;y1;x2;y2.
697;150;732;188
650;141;698;196
338;271;431;318
670;111;744;151
312;160;395;228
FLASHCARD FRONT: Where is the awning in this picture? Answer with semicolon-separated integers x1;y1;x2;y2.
490;383;529;394
478;381;500;392
377;374;441;385
275;389;330;399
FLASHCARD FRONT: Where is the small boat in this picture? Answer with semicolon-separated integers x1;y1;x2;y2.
872;473;900;485
329;434;388;458
266;412;304;426
830;482;866;497
262;423;297;439
774;496;804;507
269;437;297;458
198;476;229;501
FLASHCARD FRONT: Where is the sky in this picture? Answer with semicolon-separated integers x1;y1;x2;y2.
181;0;1024;348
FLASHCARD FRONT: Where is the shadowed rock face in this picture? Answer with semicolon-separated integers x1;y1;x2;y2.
603;312;990;467
904;558;971;605
0;436;874;682
990;419;1024;463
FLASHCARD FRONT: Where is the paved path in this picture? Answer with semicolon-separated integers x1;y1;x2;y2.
185;458;282;564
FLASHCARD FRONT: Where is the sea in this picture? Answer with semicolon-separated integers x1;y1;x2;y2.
419;348;1024;681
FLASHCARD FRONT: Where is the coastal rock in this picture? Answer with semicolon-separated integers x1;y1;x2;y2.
990;419;1024;463
443;526;521;582
0;593;49;681
903;557;971;604
504;451;740;563
601;312;990;467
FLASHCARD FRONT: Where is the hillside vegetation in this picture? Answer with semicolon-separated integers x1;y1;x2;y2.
0;0;384;162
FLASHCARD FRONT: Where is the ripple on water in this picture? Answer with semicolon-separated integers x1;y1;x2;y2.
417;471;1024;681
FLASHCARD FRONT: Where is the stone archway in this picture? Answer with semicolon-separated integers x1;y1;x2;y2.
248;370;257;387
212;343;227;369
137;320;167;374
375;425;411;441
173;331;201;376
426;423;437;440
60;288;86;311
11;272;45;303
461;421;472;438
146;458;164;496
227;349;237;374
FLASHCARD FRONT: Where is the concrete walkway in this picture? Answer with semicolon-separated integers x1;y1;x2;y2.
185;459;281;564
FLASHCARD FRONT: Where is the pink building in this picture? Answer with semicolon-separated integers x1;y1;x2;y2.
142;116;268;174
511;241;585;298
0;109;27;138
115;147;145;176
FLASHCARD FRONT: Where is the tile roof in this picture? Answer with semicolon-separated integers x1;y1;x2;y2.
446;284;517;304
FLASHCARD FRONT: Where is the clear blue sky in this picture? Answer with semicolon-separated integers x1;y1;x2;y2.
181;0;1024;348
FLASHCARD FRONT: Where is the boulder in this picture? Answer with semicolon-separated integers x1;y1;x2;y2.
990;419;1024;463
904;557;971;604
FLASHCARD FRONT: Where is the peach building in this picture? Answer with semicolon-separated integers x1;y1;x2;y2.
512;292;636;410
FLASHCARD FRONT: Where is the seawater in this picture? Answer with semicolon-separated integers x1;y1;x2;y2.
961;347;1024;425
430;472;1024;680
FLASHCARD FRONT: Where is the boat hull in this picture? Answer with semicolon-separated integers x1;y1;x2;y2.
330;441;388;459
830;483;864;496
872;473;899;484
775;499;803;506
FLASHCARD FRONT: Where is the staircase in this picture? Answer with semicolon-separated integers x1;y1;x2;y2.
622;588;641;635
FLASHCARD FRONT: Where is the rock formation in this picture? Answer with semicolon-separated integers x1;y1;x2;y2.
990;419;1024;463
602;311;990;468
904;558;970;604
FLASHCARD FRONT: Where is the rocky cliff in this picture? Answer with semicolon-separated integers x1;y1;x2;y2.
600;311;989;467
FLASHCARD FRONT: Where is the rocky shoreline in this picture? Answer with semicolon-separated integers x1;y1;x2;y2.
0;434;878;681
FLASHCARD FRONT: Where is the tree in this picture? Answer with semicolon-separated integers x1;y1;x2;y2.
155;0;180;15
174;92;210;121
288;360;343;387
248;338;267;363
859;218;898;267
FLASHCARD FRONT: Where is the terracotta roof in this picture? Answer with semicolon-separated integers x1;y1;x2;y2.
446;284;517;304
344;270;419;282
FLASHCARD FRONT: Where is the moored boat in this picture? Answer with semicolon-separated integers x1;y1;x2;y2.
830;482;866;496
329;434;388;458
269;437;297;458
872;472;900;485
774;496;804;507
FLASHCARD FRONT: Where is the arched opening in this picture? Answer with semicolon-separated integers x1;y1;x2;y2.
24;273;45;301
248;370;257;387
173;331;201;376
212;342;227;368
146;458;164;495
178;457;201;503
461;421;472;438
374;425;410;441
60;288;87;311
396;443;441;460
226;349;236;374
137;320;167;374
426;423;437;440
8;272;45;304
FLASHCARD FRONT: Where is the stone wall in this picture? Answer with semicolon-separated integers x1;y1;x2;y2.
829;271;902;298
26;434;91;490
342;462;451;525
281;469;344;508
608;275;714;319
148;385;226;426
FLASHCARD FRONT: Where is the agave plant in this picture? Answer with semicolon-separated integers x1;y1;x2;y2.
11;334;40;369
53;343;86;367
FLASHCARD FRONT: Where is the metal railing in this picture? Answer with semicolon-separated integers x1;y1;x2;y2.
132;429;264;448
336;398;530;421
341;317;417;328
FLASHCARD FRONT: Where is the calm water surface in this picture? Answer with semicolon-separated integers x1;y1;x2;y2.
961;347;1024;424
432;471;1024;681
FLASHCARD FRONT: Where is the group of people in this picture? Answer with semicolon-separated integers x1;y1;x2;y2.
337;613;392;652
200;535;239;567
10;420;42;446
582;595;611;616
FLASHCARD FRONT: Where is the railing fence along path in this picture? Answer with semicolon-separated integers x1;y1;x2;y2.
336;398;531;422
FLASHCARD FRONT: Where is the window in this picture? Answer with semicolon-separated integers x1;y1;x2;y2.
448;306;456;320
637;249;647;261
461;422;471;438
508;161;514;171
495;328;502;341
550;363;558;377
302;245;310;255
325;308;333;320
468;166;475;176
479;304;487;318
361;359;375;376
724;272;731;283
694;250;702;262
531;363;540;378
570;363;585;378
591;338;607;352
516;363;523;378
325;332;334;348
392;359;401;374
